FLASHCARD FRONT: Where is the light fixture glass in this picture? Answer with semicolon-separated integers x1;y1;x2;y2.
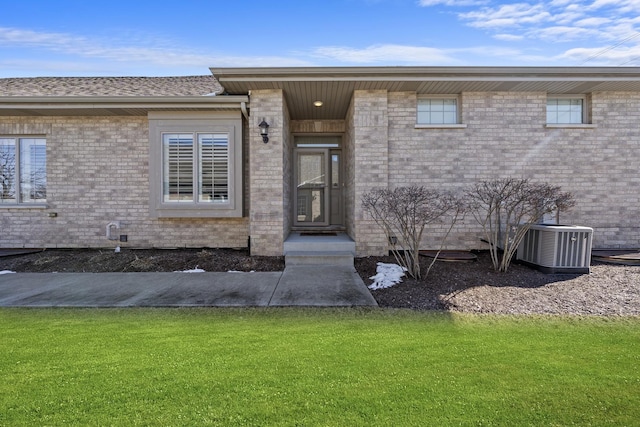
258;119;269;143
313;100;323;107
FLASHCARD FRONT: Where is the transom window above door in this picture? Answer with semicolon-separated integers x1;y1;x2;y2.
295;135;341;148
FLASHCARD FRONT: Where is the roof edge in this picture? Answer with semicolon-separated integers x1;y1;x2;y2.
0;95;247;104
211;66;640;80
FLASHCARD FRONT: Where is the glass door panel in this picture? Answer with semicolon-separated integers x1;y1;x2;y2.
295;150;328;226
330;151;343;225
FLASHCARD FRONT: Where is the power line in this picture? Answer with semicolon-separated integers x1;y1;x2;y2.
580;32;640;65
617;56;640;66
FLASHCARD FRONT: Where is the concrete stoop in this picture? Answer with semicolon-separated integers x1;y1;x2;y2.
285;251;354;266
284;232;356;267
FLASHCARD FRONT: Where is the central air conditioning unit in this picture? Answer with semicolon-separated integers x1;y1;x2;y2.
516;224;593;274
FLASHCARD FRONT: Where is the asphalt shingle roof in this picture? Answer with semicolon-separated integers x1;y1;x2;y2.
0;75;223;97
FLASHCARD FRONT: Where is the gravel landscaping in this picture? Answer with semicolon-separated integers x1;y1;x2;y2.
357;252;640;315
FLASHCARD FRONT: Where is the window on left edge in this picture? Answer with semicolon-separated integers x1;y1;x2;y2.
0;137;46;204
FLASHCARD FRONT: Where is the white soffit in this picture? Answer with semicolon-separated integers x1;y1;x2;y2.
212;66;640;120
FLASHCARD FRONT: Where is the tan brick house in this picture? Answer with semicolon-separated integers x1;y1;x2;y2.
1;67;639;256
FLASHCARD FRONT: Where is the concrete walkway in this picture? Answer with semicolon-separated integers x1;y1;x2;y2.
0;266;378;308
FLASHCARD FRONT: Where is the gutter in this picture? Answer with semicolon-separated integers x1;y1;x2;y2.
211;66;640;79
0;95;249;109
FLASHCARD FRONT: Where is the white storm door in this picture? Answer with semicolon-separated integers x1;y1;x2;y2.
294;149;329;226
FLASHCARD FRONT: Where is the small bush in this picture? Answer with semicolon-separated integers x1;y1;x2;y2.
467;178;575;272
362;186;466;279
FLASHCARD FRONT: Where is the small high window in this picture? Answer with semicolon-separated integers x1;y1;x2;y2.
417;97;459;125
0;137;46;205
547;97;584;124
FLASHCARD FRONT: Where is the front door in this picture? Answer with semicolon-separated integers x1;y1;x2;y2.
294;148;343;227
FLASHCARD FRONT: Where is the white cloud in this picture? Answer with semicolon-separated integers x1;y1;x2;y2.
453;1;640;36
588;0;640;13
413;0;640;64
452;45;524;56
460;3;552;28
551;8;587;25
418;0;486;5
309;43;528;65
574;17;612;26
450;0;640;53
0;26;312;76
535;25;600;41
311;44;458;64
0;27;84;49
493;33;526;41
0;27;220;67
560;43;640;63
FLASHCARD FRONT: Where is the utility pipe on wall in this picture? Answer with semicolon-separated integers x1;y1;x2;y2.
106;222;120;240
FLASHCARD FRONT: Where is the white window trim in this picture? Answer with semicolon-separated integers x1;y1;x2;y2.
545;123;597;129
148;111;243;218
415;124;467;129
546;94;592;127
0;136;47;208
416;95;464;127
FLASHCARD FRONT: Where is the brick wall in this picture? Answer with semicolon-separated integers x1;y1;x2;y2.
350;90;390;255
386;91;640;250
0;116;249;249
282;98;292;246
247;90;289;256
344;97;356;243
2;89;638;253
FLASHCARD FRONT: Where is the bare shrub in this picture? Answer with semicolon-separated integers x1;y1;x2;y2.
362;186;466;279
467;178;575;272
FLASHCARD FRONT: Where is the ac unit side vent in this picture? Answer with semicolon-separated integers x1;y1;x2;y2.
519;229;540;264
516;225;593;274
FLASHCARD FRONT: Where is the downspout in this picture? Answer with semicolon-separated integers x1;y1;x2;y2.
240;101;249;122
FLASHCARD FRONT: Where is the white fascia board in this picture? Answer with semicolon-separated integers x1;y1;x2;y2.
211;66;640;82
0;95;249;109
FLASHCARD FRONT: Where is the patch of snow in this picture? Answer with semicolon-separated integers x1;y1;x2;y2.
228;270;256;273
0;270;16;275
114;246;120;253
176;268;206;273
368;262;406;290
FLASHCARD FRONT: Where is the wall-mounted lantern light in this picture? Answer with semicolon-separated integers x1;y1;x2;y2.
258;119;269;143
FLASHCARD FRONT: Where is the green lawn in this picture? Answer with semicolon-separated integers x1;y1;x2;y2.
1;309;638;426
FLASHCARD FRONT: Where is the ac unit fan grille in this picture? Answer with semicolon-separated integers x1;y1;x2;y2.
556;231;591;267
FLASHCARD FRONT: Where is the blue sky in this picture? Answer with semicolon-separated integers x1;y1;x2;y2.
1;0;640;77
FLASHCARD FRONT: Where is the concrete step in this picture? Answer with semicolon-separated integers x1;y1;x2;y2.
283;233;356;254
285;251;354;267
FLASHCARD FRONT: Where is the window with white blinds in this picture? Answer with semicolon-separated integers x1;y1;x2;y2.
149;112;242;218
0;137;46;204
163;133;229;204
198;134;228;203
